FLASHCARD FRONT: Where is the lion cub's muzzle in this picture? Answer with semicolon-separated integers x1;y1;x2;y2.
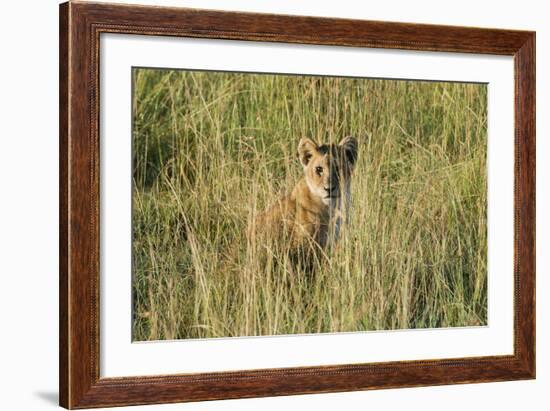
324;185;340;199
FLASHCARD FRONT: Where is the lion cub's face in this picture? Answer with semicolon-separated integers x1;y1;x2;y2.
298;137;358;206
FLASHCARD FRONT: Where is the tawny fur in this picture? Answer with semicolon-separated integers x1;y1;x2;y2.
249;136;358;267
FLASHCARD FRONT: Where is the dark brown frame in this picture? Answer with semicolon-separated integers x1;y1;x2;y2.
59;1;536;409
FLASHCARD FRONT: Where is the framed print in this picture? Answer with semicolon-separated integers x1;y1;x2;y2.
59;1;535;409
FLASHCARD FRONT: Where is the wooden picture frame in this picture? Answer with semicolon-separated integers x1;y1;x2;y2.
59;1;535;408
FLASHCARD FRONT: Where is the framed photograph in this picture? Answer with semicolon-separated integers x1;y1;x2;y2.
59;1;535;408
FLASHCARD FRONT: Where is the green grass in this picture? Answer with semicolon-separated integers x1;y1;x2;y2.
132;68;488;341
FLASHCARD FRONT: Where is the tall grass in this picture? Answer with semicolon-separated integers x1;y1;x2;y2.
132;68;487;341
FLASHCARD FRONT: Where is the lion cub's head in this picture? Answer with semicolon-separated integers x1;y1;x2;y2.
298;137;358;205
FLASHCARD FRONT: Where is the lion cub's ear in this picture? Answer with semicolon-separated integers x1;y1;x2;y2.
298;138;318;167
339;136;358;167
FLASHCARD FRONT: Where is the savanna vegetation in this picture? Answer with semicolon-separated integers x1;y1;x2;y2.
132;68;487;341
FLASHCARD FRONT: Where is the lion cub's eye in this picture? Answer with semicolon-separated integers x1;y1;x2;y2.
315;166;323;176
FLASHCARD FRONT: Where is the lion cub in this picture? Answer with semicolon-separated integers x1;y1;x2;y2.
249;136;358;268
